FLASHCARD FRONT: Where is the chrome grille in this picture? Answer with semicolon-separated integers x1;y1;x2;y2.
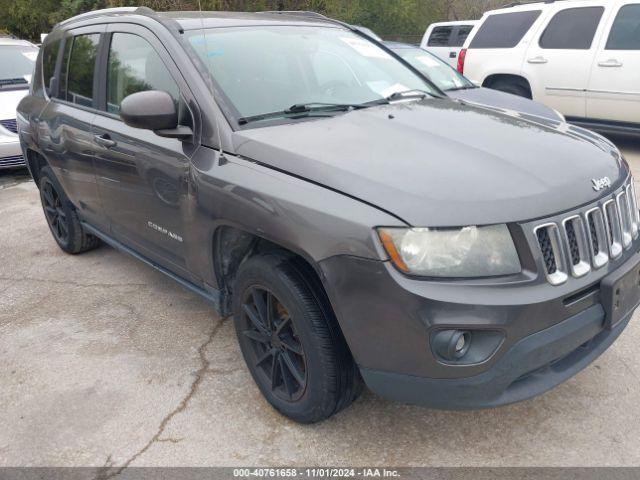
0;118;18;134
0;154;26;169
534;177;639;285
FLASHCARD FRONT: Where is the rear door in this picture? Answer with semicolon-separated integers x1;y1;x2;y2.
587;2;640;124
522;5;606;118
38;26;107;231
91;23;198;280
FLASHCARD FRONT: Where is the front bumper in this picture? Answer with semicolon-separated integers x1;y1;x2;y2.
361;304;631;409
319;250;639;409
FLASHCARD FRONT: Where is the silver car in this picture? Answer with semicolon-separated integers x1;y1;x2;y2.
0;37;39;169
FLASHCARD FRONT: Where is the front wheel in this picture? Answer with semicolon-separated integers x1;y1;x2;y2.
233;254;362;423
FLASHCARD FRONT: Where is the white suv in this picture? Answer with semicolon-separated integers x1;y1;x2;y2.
421;20;478;68
460;0;640;136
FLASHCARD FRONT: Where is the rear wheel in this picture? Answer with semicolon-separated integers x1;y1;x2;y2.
39;166;100;254
233;254;362;423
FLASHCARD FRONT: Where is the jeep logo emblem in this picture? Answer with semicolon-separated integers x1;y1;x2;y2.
592;177;612;192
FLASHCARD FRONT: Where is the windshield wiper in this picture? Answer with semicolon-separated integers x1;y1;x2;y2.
0;78;28;89
385;89;433;102
238;102;374;126
446;85;478;92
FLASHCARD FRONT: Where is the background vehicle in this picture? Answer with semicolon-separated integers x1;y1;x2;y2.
421;20;478;67
386;41;565;122
0;37;38;169
460;0;640;136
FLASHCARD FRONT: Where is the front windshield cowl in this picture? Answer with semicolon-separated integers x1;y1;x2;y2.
185;25;439;127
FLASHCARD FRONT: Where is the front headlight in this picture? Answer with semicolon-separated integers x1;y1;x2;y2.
377;225;521;278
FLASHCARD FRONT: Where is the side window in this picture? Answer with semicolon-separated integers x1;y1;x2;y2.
539;7;604;50
42;39;61;95
470;11;542;49
106;33;180;114
428;26;454;47
606;4;640;50
66;34;100;107
452;25;474;47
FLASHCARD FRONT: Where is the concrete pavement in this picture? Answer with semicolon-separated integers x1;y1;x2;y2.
1;140;640;468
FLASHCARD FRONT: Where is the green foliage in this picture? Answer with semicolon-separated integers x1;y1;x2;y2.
0;0;504;42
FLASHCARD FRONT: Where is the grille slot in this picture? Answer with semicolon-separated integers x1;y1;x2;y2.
603;199;623;258
585;208;609;269
535;224;568;285
0;118;18;134
563;216;591;278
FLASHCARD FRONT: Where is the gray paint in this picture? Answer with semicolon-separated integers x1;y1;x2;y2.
17;9;638;410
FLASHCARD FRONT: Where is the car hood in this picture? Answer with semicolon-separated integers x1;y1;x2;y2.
232;99;624;227
447;87;562;122
0;88;29;121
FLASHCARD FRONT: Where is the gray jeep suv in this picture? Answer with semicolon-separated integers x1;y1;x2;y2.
18;8;640;423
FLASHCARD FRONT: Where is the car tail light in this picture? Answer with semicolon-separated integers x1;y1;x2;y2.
457;48;467;74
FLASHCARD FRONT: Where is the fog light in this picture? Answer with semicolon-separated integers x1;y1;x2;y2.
432;330;471;361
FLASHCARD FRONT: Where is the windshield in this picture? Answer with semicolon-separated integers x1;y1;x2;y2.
392;47;474;91
186;26;438;122
0;45;38;86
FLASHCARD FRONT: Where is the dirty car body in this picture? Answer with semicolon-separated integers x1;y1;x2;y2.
17;8;640;421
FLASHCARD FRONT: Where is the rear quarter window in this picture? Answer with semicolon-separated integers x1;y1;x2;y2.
452;25;475;47
470;10;542;48
606;4;640;50
428;26;454;47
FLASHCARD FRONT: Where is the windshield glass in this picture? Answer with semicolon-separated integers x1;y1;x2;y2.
186;26;437;121
0;45;38;85
393;47;473;91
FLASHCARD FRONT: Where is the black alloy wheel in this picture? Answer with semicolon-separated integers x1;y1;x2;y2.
42;179;69;244
240;286;307;401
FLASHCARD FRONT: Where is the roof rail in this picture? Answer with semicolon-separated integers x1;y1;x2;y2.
502;0;562;7
260;10;330;19
55;6;155;28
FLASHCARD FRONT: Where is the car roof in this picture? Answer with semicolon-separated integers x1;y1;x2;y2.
0;37;38;47
485;0;615;15
428;20;479;27
55;8;346;32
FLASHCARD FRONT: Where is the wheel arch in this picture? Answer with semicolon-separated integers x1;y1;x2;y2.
211;224;329;317
25;149;49;187
482;73;533;98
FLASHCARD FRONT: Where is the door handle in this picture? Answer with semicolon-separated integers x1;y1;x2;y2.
94;134;117;148
598;59;623;68
450;51;457;58
527;56;548;64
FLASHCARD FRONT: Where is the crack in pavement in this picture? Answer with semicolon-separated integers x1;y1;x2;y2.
95;316;231;479
0;276;149;289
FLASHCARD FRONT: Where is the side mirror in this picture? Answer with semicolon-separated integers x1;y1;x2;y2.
120;90;192;140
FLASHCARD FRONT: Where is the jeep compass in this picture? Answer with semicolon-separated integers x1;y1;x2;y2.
17;8;640;423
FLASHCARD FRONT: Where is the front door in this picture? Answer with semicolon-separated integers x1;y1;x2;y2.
522;5;605;118
587;2;640;124
91;24;197;279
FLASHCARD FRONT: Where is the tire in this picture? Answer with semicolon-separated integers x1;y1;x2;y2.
39;166;100;254
490;79;532;99
233;253;362;423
